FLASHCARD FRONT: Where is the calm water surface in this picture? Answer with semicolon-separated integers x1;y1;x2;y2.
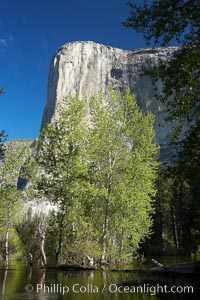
0;257;199;300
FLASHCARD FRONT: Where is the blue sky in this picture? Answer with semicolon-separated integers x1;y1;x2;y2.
0;0;149;140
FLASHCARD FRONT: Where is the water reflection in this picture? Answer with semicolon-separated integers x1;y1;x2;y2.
0;260;199;300
1;269;7;299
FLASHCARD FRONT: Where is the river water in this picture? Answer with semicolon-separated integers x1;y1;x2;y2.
0;257;199;300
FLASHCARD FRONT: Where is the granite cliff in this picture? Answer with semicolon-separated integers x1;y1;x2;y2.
41;41;177;156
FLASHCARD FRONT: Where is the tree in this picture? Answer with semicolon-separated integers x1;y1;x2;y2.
177;121;200;251
142;120;200;256
0;140;31;267
36;95;90;264
15;209;47;267
153;165;191;255
123;0;200;125
87;89;159;262
36;90;159;264
123;1;200;256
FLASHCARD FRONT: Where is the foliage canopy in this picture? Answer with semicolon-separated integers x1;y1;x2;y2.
36;89;159;263
124;0;200;125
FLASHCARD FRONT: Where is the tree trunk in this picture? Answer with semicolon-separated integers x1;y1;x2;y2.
101;152;115;263
171;205;179;250
158;196;164;255
2;229;9;268
37;215;47;267
1;269;8;297
27;252;33;266
101;198;110;263
2;204;11;268
40;233;47;267
55;211;65;265
120;230;125;261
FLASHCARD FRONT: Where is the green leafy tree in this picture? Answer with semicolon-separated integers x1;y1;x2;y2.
123;0;200;125
87;89;159;262
36;95;90;264
0;140;31;267
36;90;159;264
15;209;47;267
123;1;200;257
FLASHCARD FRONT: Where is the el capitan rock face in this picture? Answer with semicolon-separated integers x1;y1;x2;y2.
41;41;177;148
